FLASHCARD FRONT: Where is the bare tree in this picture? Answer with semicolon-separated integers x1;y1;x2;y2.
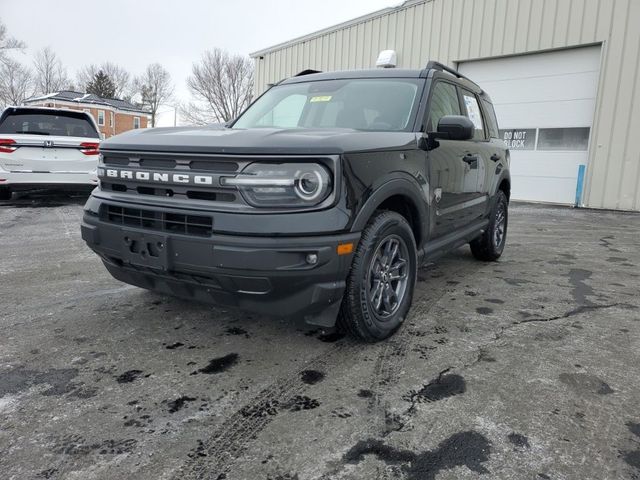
0;58;33;107
183;48;253;125
135;63;173;127
0;19;26;65
33;47;70;95
77;62;132;98
180;101;213;126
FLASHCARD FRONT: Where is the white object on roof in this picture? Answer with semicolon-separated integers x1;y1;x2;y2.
376;50;397;68
23;92;58;102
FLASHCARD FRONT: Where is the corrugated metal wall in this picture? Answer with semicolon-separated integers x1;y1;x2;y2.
251;0;640;211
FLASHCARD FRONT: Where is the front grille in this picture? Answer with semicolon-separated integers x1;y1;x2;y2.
189;160;239;172
102;155;129;165
102;205;213;237
101;181;236;203
102;154;240;172
139;158;177;169
100;153;245;205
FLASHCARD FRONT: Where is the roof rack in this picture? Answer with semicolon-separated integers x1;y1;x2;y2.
295;69;322;77
425;61;473;83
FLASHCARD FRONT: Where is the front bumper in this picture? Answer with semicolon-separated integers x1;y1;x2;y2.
0;171;98;189
81;206;360;327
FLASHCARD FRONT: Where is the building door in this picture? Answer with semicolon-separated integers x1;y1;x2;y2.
458;45;601;205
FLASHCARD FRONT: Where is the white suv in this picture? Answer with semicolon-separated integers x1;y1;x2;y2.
0;106;101;200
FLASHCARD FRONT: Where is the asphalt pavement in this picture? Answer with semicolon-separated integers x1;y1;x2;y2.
1;194;639;480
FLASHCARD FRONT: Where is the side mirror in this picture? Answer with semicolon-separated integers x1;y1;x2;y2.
436;115;474;141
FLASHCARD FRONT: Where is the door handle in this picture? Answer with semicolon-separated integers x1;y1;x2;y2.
462;154;478;164
490;153;501;162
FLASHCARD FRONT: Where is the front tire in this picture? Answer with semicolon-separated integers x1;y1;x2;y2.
338;211;417;342
470;190;508;261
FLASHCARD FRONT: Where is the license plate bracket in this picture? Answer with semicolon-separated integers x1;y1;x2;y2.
121;230;169;271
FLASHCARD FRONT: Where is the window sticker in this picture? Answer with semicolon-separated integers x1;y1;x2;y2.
310;95;332;103
463;95;483;131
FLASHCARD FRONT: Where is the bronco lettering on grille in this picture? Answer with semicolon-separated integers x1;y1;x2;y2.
97;168;214;185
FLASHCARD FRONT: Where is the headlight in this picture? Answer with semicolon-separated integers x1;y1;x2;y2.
221;162;332;207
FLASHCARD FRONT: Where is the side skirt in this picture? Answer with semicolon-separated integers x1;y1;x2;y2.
418;219;489;264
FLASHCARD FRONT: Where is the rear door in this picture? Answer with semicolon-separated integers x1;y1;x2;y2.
0;109;100;173
459;88;493;217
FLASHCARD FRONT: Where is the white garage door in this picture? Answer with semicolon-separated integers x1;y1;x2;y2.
458;46;601;205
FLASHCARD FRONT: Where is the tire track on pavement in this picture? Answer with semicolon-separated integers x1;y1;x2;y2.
176;338;361;480
366;259;483;438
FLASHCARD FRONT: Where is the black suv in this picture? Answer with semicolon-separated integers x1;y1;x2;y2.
81;62;510;342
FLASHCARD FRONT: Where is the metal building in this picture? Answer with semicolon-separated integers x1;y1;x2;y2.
250;0;640;211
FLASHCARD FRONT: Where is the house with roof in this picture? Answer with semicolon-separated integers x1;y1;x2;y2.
23;91;150;138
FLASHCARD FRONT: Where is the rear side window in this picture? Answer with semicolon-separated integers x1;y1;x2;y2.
462;91;486;140
0;111;99;138
426;82;461;132
481;99;499;138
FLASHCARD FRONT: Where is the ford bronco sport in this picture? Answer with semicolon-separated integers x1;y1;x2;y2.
81;61;510;342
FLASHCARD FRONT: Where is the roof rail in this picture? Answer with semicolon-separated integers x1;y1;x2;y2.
295;69;322;77
425;61;473;83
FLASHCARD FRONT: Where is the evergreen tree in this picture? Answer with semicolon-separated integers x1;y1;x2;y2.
85;70;116;98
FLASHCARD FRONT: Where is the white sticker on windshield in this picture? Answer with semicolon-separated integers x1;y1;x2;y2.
310;95;332;103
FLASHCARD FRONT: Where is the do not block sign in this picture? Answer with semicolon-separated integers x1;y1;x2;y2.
499;129;536;150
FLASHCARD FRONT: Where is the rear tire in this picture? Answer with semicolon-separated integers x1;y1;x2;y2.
0;188;11;201
338;211;417;342
470;190;508;261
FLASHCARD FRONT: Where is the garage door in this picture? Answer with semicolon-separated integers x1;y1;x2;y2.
458;46;601;205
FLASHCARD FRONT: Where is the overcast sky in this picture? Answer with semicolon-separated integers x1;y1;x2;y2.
2;0;397;125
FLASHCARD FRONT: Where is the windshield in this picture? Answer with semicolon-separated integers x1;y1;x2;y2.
0;111;99;138
233;78;423;131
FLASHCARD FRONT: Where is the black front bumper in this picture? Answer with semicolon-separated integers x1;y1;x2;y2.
81;210;360;327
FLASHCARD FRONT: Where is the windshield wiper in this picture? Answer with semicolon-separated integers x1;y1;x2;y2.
15;130;50;135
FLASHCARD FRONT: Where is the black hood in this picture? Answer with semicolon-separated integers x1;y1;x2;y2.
99;126;419;155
